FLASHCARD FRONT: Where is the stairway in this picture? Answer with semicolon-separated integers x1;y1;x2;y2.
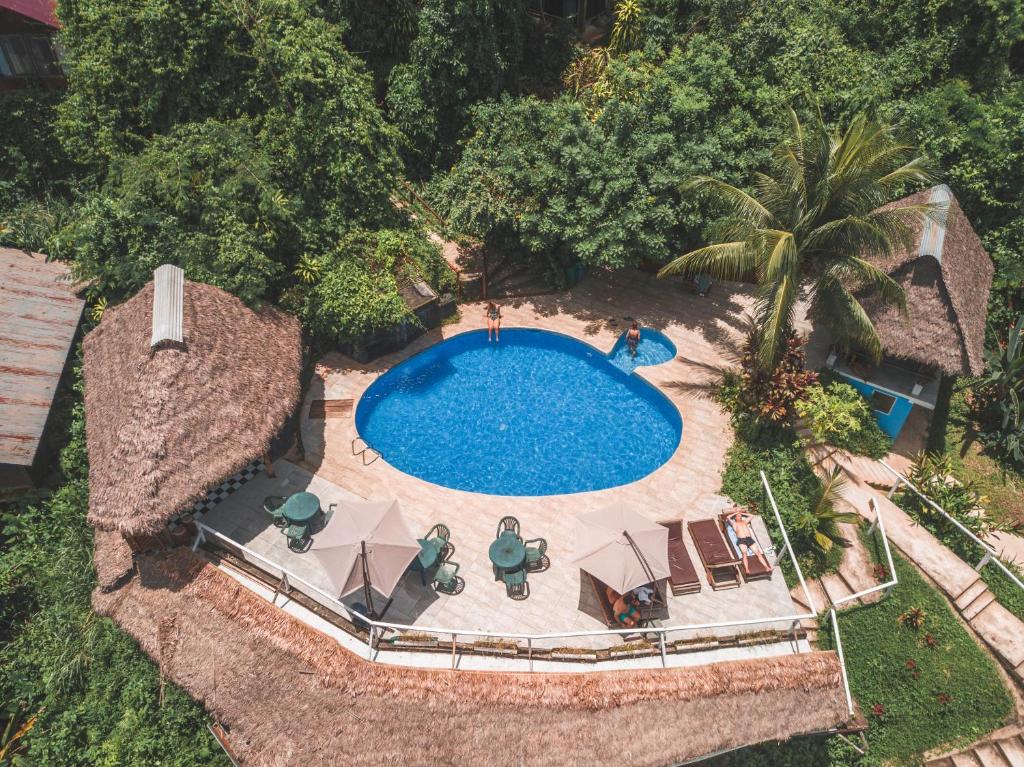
955;577;999;622
925;731;1024;766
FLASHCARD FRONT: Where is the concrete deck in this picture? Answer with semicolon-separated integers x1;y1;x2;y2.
201;270;805;652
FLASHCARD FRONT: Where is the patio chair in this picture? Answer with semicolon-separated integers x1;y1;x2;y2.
424;523;450;543
496;516;520;538
433;560;464;595
263;496;287;528
524;538;548;572
688;518;741;590
503;568;529;600
281;522;311;552
693;273;713;296
658;519;701;595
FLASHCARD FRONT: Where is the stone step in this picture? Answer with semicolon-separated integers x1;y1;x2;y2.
962;591;998;621
996;735;1024;766
928;759;955;767
955;578;989;610
951;753;983;767
975;743;1013;767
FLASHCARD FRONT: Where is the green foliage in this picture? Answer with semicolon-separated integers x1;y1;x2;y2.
387;0;526;173
705;733;862;767
63;119;290;304
291;228;455;345
796;381;892;458
816;535;1013;765
732;328;818;422
973;314;1024;463
719;424;844;577
609;0;646;54
0;89;68;211
659;104;933;370
0;370;226;765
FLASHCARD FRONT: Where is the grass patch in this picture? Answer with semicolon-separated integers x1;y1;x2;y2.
815;530;1013;766
929;383;1024;529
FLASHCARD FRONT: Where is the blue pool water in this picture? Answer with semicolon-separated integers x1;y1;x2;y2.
355;328;682;496
607;328;677;373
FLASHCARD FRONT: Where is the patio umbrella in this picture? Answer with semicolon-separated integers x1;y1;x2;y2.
310;498;421;618
571;505;671;594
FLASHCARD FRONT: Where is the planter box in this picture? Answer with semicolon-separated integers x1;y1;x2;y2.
550;649;598;661
608;647;656;659
472;642;519;656
391;636;439;649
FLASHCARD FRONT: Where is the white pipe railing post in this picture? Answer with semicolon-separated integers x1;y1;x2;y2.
760;471;817;614
879;461;1024;593
659;631;667;667
976;552;993;572
366;625;375;660
830;608;856;719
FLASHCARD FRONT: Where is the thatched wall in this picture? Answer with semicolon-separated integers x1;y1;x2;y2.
83;280;302;536
93;536;853;766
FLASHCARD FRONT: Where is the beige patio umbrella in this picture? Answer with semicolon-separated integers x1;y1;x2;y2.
310;498;421;618
572;505;671;594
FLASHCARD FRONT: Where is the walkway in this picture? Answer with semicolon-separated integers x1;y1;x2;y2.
810;446;1024;688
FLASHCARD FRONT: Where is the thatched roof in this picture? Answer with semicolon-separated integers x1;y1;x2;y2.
93;536;855;766
83;279;302;536
861;185;993;375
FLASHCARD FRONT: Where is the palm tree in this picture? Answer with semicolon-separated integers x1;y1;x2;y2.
806;468;860;554
660;106;937;371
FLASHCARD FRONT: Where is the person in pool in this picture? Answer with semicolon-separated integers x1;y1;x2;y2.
485;301;501;342
626;320;641;357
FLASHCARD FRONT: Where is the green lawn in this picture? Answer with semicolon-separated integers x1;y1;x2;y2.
816;531;1013;766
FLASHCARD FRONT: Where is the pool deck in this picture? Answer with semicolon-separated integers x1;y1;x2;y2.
200;270;806;651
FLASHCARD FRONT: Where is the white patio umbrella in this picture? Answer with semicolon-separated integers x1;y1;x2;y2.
571;505;671;594
310;498;421;618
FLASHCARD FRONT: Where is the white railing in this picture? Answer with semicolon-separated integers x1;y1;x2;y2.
831;498;899;608
191;488;820;671
760;470;818;614
828;608;855;717
879;460;1024;593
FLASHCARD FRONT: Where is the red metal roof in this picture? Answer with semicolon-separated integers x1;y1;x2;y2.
0;248;83;469
0;0;58;27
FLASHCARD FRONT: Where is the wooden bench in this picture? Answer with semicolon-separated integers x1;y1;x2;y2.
688;518;741;590
658;519;701;595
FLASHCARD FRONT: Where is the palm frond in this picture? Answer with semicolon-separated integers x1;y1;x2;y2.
686;176;774;226
658;241;754;280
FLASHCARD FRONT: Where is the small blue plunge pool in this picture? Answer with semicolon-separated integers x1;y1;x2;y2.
355;328;682;496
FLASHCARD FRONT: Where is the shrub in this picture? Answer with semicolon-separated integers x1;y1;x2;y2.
735;329;818;423
795;381;892;458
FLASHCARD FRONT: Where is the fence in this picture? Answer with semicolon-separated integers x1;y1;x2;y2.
189;470;826;672
879;460;1024;594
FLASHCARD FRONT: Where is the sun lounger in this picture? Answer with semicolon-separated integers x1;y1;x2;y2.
687;518;741;590
719;511;773;582
658;520;701;595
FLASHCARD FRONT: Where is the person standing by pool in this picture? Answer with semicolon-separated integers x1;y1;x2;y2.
626;321;641;357
485;301;501;342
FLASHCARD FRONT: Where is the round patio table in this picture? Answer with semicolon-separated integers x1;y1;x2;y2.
489;534;526;570
282;492;320;525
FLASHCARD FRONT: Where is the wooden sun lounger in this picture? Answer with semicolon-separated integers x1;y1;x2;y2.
718;510;773;582
658;520;701;595
687;518;741;590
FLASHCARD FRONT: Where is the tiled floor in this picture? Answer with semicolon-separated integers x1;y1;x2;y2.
201;270;805;651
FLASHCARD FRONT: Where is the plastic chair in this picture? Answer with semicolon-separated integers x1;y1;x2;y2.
433;561;464;595
281;523;311;552
496;516;520;538
503;568;529;600
263;496;287;528
524;538;548;572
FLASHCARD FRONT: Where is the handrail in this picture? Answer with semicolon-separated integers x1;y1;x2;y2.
829;608;856;718
193;520;816;647
760;470;818;614
831;498;898;607
878;460;1024;593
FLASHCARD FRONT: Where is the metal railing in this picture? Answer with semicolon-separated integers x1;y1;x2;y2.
190;477;823;671
879;460;1024;593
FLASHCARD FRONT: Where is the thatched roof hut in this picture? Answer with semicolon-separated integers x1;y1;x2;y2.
83;274;302;537
861;185;993;376
93;535;855;767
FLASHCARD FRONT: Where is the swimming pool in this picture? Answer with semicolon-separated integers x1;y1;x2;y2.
355;328;682;496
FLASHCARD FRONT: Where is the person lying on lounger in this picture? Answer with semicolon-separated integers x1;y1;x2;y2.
607;586;640;627
726;509;771;575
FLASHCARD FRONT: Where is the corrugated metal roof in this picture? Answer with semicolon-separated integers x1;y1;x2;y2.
0;248;84;468
0;0;58;27
150;264;184;348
